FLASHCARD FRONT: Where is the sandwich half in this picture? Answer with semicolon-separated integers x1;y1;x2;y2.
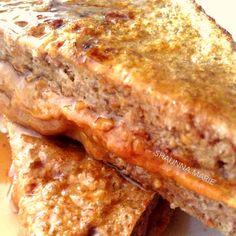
0;0;236;235
7;122;172;236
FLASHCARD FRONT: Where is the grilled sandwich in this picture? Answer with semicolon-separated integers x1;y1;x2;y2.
0;0;236;235
7;122;172;236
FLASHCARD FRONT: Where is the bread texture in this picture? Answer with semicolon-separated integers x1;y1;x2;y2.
0;0;236;178
7;122;172;236
0;0;236;235
106;155;236;236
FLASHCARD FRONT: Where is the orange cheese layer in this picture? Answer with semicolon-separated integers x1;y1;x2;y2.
0;61;236;209
5;97;236;208
0;132;11;183
62;106;236;209
0;132;19;235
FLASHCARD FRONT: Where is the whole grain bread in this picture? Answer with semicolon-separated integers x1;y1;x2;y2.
0;0;236;180
0;0;236;235
106;155;236;236
7;122;172;236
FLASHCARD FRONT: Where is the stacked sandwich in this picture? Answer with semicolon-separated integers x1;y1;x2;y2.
0;0;236;235
5;121;171;236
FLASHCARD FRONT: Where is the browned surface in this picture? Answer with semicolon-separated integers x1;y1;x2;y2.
0;0;236;180
0;1;236;234
0;132;19;235
7;123;171;236
0;0;235;114
0;132;11;183
105;155;236;236
0;57;236;209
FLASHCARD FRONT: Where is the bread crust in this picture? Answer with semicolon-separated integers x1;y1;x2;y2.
0;1;236;235
7;123;172;236
1;0;236;181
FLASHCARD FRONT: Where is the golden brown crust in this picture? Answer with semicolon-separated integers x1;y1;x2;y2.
145;199;173;236
1;60;236;209
0;0;236;175
0;1;236;234
0;0;236;133
7;123;172;236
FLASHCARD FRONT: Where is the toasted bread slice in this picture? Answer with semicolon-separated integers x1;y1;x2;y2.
0;0;236;235
7;123;171;236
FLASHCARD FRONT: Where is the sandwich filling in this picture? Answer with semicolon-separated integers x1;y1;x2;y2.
6;122;173;236
0;61;236;209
